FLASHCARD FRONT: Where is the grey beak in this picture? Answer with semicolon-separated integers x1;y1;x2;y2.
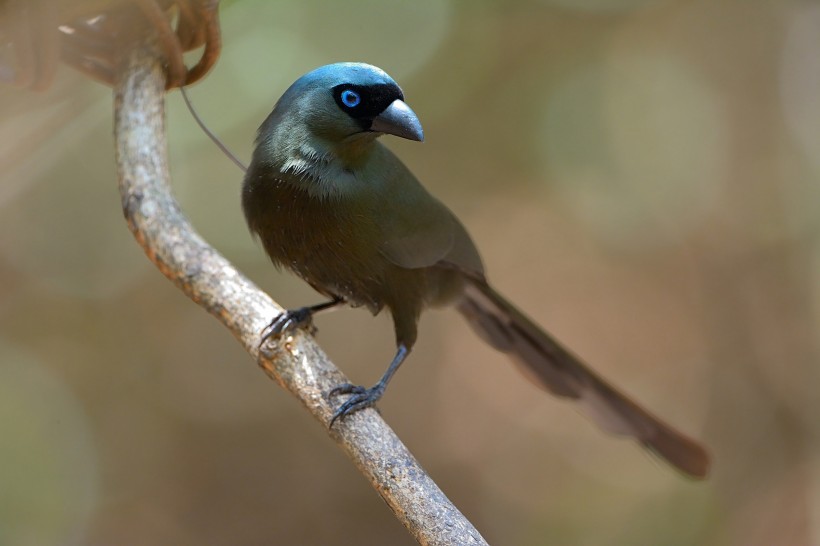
370;99;424;142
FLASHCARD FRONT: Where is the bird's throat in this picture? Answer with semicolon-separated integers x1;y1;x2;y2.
334;131;380;170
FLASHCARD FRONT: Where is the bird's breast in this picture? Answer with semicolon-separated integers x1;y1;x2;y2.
243;172;391;311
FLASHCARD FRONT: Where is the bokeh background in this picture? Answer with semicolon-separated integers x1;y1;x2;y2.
1;0;818;544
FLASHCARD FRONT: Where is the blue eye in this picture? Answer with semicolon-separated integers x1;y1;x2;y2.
341;89;361;108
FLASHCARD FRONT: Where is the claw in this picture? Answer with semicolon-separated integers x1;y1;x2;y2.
326;343;410;428
328;383;384;427
259;307;316;347
328;383;364;397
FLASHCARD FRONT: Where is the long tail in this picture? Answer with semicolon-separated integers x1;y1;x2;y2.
457;277;710;479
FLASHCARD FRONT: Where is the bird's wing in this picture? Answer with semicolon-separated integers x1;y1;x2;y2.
374;155;483;275
378;202;456;269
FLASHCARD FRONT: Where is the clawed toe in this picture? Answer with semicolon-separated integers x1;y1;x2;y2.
328;383;365;397
259;308;316;347
328;384;383;427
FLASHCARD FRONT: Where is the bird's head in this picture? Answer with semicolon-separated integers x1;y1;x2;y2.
251;63;424;191
260;63;424;149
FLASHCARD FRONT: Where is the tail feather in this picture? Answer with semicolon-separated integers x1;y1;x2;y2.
457;278;710;479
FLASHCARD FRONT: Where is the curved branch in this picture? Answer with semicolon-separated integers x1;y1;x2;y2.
113;37;488;546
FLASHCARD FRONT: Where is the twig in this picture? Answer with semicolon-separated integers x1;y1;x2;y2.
112;36;488;546
180;85;247;172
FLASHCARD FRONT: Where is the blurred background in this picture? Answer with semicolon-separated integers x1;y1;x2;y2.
1;0;817;544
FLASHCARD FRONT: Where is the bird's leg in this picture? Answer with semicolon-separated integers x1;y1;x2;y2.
259;297;343;346
328;343;410;427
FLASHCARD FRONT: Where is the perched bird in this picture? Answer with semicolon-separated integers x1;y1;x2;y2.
242;62;710;479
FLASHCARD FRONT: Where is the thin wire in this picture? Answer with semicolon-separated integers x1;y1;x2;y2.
180;86;248;173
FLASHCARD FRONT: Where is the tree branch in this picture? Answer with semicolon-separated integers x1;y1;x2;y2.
113;35;488;546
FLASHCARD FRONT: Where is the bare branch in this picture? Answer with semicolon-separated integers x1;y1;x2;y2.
113;37;488;546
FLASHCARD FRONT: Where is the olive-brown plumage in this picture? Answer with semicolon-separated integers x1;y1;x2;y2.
243;63;710;479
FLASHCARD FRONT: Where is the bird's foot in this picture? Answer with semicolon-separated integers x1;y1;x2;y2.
328;383;384;427
259;307;317;347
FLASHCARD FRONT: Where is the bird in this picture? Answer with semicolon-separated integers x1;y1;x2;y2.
242;62;710;479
